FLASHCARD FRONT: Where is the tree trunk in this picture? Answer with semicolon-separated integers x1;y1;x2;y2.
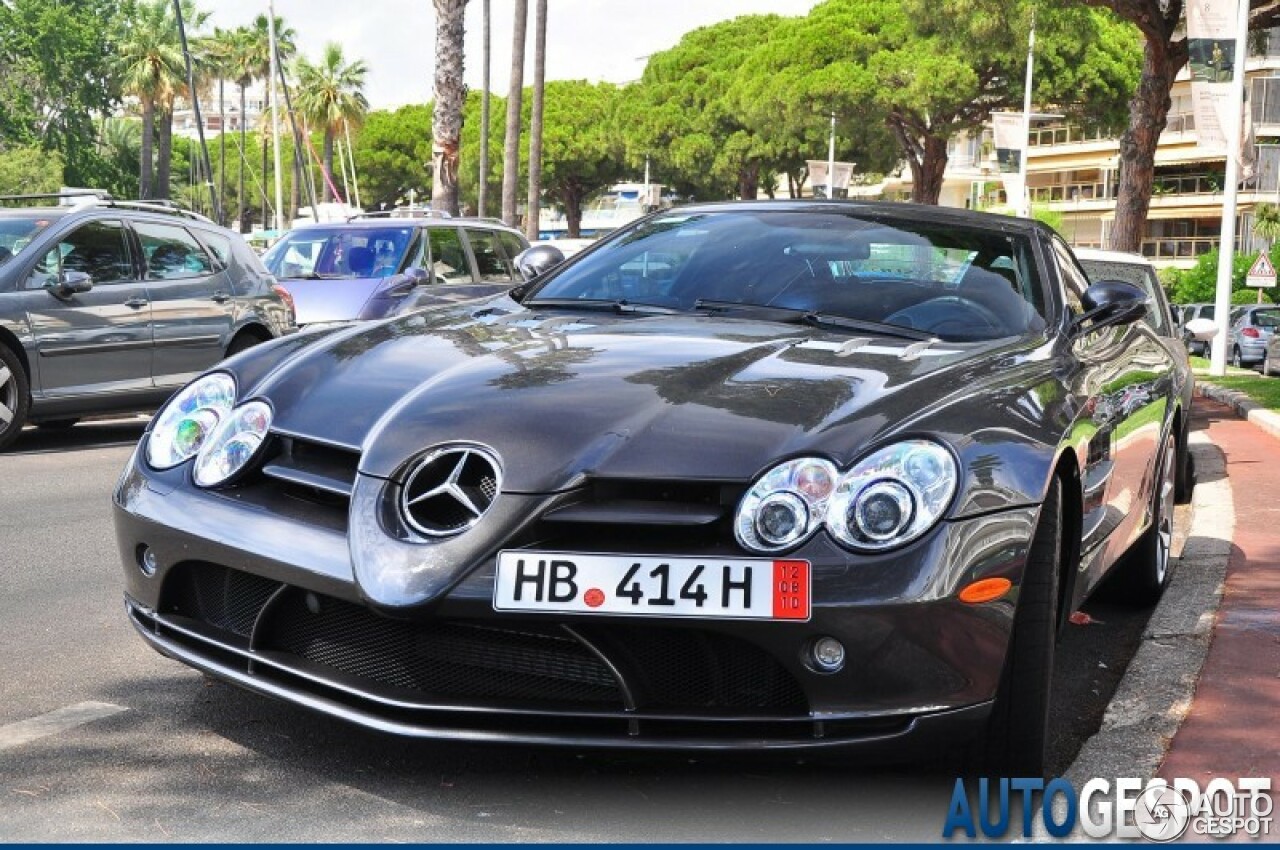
737;161;760;200
889;113;948;205
1109;38;1187;252
502;0;528;227
219;78;227;226
431;0;468;216
322;128;335;203
290;142;300;221
156;103;174;201
562;183;584;238
238;83;248;232
524;0;547;240
140;97;155;199
478;0;491;218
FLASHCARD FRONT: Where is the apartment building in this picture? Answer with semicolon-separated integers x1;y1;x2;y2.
860;29;1280;270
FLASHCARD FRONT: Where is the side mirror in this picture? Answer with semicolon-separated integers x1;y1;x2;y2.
1184;317;1219;342
403;266;430;286
379;267;430;298
515;244;567;282
51;270;93;297
1074;280;1147;334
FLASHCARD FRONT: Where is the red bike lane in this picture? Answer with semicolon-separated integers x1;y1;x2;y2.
1159;399;1280;787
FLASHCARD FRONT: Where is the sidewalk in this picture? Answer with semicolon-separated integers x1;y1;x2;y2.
1159;399;1280;786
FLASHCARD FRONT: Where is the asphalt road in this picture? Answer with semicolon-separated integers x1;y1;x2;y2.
0;420;1159;842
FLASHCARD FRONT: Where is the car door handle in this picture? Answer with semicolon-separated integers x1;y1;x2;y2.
211;291;231;304
124;297;148;309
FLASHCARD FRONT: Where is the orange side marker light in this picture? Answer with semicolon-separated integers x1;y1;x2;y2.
958;577;1012;604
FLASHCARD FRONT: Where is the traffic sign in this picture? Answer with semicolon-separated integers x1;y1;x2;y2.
1246;253;1277;287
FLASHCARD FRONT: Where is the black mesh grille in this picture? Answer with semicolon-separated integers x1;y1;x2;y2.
162;563;281;638
258;593;624;706
581;625;808;713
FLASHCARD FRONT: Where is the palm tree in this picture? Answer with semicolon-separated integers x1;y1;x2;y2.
430;0;469;215
478;0;491;218
502;0;528;226
224;16;295;230
524;0;547;240
294;43;369;205
114;0;186;198
1255;202;1280;248
196;27;239;225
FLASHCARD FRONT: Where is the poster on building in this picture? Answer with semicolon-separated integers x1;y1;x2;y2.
991;112;1025;210
806;160;854;198
1187;0;1238;154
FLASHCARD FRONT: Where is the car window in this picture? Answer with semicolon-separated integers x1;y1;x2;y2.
428;227;473;283
260;226;414;280
25;219;134;289
1051;239;1089;316
194;230;233;268
1254;308;1280;329
529;210;1047;342
496;231;528;268
134;221;215;280
0;215;55;269
465;228;515;281
1077;258;1170;335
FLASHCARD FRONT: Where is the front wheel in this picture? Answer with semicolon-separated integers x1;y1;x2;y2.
970;477;1062;777
1119;432;1176;606
0;346;30;451
1232;346;1244;369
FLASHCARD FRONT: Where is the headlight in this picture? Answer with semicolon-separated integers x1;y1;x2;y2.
735;458;838;552
826;440;958;551
735;441;958;554
193;400;273;487
146;373;236;470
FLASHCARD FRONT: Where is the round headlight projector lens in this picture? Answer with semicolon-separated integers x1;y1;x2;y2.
755;492;809;547
193;400;273;487
810;636;846;672
853;481;914;541
146;373;236;470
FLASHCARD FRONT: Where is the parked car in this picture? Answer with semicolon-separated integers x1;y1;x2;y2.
115;201;1190;775
1075;248;1194;499
0;195;295;450
1225;303;1280;369
1176;302;1216;356
261;214;530;326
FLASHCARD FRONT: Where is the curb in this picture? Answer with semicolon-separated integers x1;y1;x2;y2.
1042;436;1231;838
1194;381;1280;443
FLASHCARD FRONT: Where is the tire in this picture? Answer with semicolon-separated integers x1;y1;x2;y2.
1118;432;1177;606
970;476;1062;778
1174;429;1193;505
36;418;80;430
1231;346;1244;369
0;345;30;452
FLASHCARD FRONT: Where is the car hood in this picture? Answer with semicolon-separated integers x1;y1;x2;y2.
277;276;385;324
243;301;1048;491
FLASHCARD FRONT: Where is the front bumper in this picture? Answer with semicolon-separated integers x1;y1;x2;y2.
114;448;1037;751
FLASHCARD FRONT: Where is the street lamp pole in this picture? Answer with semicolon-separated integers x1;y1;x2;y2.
267;0;285;233
1018;8;1036;219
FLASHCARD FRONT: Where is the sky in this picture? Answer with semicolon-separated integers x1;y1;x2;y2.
207;0;822;110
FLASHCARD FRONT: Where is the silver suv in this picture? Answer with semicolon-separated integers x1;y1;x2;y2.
0;194;296;450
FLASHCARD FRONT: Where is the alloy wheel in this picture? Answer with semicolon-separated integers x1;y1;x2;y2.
0;363;15;430
1154;442;1175;585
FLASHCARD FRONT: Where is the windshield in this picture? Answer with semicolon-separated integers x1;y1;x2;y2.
261;226;415;280
0;216;54;268
527;210;1046;342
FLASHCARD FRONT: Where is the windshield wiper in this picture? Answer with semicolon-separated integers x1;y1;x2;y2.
526;298;680;315
693;299;935;341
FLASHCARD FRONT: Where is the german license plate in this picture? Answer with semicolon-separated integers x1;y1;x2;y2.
493;551;810;621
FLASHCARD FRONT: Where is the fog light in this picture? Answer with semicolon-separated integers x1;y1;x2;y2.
811;636;845;672
136;544;158;576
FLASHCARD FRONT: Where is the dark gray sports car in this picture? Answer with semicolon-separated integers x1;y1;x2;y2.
114;202;1190;774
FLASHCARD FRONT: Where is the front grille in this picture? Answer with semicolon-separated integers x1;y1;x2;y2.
258;592;623;705
161;562;281;638
533;479;745;549
261;434;360;499
143;562;826;742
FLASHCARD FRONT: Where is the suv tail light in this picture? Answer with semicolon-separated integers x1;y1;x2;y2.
272;284;296;318
1243;327;1261;338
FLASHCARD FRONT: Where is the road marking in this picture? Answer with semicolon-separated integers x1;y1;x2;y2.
0;702;128;752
